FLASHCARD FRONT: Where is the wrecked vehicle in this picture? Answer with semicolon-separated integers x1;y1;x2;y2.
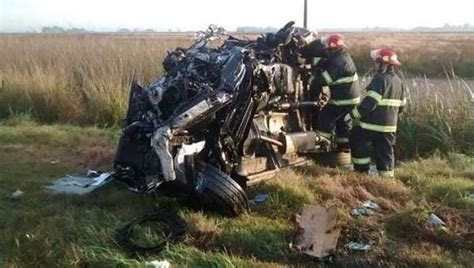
113;22;348;216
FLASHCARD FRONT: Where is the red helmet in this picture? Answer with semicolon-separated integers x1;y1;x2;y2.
321;34;347;49
370;47;401;66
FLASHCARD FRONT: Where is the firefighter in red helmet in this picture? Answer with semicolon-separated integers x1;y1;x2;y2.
301;34;361;152
350;47;407;178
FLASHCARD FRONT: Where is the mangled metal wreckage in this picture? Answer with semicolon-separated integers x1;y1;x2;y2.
114;22;342;216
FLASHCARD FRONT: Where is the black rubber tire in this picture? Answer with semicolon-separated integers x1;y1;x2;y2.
311;151;352;168
114;211;187;256
194;162;248;217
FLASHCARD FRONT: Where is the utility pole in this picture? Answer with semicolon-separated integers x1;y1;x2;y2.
304;0;308;28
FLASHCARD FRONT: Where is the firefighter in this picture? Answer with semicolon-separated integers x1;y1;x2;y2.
350;48;406;178
303;34;360;151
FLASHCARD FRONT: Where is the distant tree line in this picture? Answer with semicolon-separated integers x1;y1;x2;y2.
235;26;279;33
40;26;160;34
41;26;90;34
38;23;474;34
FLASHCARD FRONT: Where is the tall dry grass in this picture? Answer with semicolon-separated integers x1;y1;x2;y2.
397;73;474;157
0;34;191;126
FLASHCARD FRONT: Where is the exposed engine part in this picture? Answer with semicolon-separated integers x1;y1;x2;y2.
258;135;284;147
278;132;320;154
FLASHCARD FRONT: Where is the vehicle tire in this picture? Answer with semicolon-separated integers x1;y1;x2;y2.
193;161;248;217
312;151;352;168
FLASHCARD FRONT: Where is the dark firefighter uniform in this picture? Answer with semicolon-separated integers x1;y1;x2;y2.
312;50;360;150
350;71;406;177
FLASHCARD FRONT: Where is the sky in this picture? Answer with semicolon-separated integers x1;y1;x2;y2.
1;0;473;32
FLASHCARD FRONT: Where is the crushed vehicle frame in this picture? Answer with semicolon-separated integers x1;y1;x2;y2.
113;22;349;216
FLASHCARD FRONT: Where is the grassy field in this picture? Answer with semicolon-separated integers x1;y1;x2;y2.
0;119;473;267
0;33;473;266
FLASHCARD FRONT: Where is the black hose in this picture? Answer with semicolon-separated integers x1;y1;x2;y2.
114;211;187;256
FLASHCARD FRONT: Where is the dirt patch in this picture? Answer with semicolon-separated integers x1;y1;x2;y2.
75;144;115;170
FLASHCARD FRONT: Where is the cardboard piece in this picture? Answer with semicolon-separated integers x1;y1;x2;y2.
291;205;341;258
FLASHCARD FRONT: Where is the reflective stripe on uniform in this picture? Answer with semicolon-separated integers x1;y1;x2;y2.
379;170;395;178
378;99;405;107
321;71;333;85
316;130;332;139
329;97;361;106
312;57;321;65
351;107;361;119
366;90;382;103
335;137;349;144
359;121;397;132
332;73;359;85
352;157;371;165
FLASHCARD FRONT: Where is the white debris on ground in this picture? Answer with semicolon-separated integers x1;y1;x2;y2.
361;200;380;211
146;260;171;268
350;200;380;216
44;170;113;195
253;193;269;203
10;189;24;199
345;242;372;251
426;213;447;231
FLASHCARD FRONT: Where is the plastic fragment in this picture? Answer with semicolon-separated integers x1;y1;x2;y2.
253;193;269;203
345;242;372;251
350;208;374;216
361;200;380;211
146;260;171;268
10;189;24;199
426;213;447;230
350;200;379;217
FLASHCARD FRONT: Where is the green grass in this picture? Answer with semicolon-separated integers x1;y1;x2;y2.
0;123;473;267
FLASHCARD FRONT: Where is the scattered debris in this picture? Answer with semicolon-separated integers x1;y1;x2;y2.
290;205;341;258
146;260;171;268
426;212;447;231
44;170;113;195
87;169;101;177
361;200;380;211
10;189;24;199
350;200;380;216
350;208;374;216
253;193;269;203
345;242;372;251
